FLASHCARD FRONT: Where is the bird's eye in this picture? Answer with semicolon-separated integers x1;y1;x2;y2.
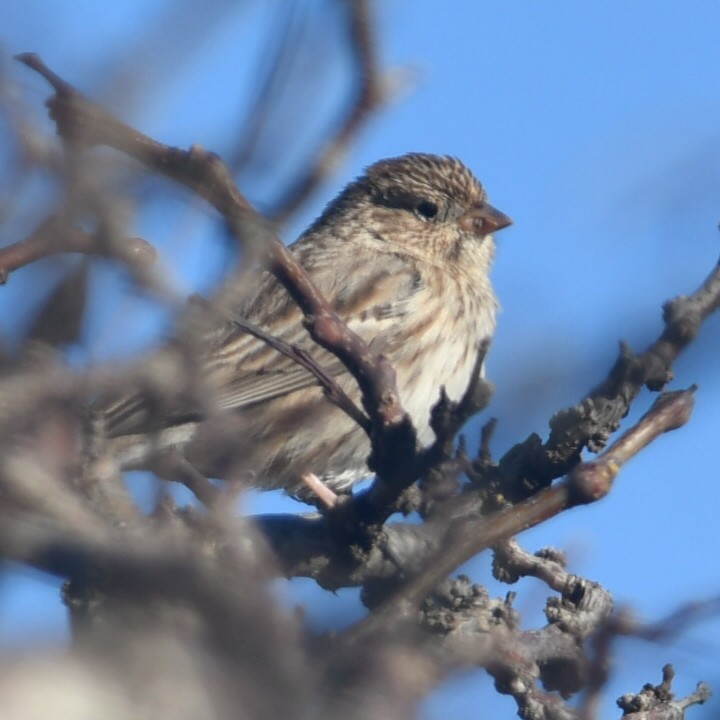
415;200;438;220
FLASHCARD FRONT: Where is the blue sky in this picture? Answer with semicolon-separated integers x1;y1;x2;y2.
3;2;720;718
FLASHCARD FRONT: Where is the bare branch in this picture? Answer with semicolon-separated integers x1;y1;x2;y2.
345;387;696;632
522;256;720;490
0;214;156;284
616;665;712;720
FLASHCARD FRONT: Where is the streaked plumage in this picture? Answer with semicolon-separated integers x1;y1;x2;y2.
101;153;511;495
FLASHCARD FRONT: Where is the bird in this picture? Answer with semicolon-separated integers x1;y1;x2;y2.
99;153;511;500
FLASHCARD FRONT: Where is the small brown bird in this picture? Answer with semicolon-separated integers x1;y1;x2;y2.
102;153;511;497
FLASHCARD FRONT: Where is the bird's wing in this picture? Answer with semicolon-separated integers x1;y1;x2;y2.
208;251;423;412
101;250;423;435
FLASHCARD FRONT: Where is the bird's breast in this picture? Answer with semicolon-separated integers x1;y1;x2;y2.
391;272;496;445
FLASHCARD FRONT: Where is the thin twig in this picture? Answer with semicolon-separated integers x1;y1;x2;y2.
268;0;385;223
229;315;370;433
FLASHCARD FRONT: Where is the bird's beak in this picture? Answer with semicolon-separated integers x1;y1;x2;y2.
459;202;513;236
